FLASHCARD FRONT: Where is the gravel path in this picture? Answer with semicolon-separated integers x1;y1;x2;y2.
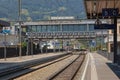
14;55;78;80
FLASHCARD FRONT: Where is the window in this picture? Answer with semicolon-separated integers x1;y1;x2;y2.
41;26;47;32
89;25;94;31
62;25;68;31
31;25;37;32
68;25;74;31
36;26;42;32
74;25;79;31
27;26;32;32
47;25;53;32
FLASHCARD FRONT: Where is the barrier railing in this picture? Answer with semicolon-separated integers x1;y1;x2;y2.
97;50;114;62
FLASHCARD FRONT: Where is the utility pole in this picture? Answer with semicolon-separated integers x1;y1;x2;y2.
18;0;22;57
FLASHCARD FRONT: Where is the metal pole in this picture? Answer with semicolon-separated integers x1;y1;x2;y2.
18;0;22;57
40;41;43;53
46;40;48;53
87;24;89;50
60;23;63;52
26;38;29;55
103;30;104;49
59;40;60;52
31;38;33;56
4;33;6;60
107;30;110;59
107;30;109;53
62;39;64;52
113;17;117;63
54;39;55;53
101;30;103;50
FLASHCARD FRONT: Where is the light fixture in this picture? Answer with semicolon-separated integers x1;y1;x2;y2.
93;1;96;16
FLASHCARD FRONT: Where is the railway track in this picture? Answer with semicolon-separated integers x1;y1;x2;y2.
0;52;85;80
0;53;71;80
49;54;85;80
13;53;85;80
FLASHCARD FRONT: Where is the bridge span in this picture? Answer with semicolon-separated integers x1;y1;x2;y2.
27;31;107;39
15;19;107;26
15;19;108;40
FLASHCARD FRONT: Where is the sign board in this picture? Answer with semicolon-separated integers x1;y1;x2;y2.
94;24;115;29
91;40;96;47
2;29;10;34
102;8;119;17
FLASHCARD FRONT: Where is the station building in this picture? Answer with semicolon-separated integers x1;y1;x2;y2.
105;22;120;54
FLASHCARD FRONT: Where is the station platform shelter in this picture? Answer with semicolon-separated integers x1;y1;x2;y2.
84;0;120;65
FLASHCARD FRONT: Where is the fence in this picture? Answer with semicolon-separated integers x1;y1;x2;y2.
97;50;114;62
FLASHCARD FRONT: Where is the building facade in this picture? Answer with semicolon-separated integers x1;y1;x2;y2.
104;23;120;55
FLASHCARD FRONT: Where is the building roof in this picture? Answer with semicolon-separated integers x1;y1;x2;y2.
14;19;107;26
0;20;10;27
84;0;120;19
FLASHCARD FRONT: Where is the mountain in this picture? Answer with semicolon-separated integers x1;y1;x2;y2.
0;0;86;21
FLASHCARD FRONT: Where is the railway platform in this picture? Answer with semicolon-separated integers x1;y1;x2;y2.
1;52;120;80
84;52;120;80
0;52;67;71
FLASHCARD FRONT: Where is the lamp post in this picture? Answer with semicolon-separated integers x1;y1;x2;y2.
18;0;22;57
4;30;7;61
